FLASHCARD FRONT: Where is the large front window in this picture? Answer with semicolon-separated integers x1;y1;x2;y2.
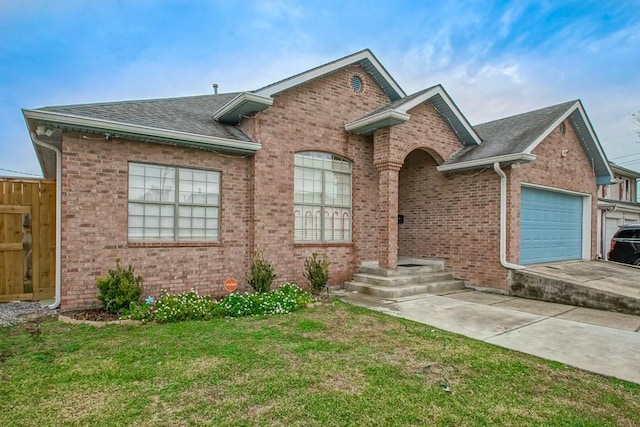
128;163;220;242
294;152;352;242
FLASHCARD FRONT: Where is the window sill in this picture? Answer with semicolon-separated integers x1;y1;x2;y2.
128;241;222;248
294;242;354;248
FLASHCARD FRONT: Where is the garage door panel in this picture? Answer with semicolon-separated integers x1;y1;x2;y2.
520;187;583;264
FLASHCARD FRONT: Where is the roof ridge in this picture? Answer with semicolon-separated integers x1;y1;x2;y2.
253;49;373;94
475;99;579;128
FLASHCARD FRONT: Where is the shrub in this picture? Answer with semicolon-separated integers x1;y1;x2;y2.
123;284;311;323
96;258;144;314
247;250;277;293
219;283;312;317
126;289;221;323
303;253;330;294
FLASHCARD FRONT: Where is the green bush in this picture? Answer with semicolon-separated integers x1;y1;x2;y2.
219;283;312;317
96;258;144;314
124;289;221;323
247;250;277;293
303;253;330;294
123;284;312;323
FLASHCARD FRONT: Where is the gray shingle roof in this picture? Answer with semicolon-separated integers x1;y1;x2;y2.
443;100;578;165
38;93;253;142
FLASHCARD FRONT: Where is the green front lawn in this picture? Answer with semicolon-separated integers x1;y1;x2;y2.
1;301;638;426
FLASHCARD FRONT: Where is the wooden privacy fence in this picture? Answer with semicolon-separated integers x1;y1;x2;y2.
0;179;55;302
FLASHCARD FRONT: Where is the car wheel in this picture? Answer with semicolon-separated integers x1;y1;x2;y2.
634;258;640;267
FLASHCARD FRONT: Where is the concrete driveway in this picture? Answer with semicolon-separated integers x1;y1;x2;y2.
335;289;640;384
511;260;640;315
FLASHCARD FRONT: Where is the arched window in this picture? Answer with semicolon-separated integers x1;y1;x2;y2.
294;152;352;242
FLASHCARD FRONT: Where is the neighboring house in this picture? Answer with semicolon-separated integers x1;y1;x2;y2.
597;163;640;258
22;49;613;309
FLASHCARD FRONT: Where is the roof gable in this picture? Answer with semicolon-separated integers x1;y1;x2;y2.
254;49;405;101
214;49;406;124
438;100;613;184
345;85;481;146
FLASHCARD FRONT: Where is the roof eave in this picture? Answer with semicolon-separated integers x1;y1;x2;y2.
212;92;273;124
598;199;640;212
344;110;410;135
609;163;640;179
399;86;482;146
437;153;537;173
23;109;262;155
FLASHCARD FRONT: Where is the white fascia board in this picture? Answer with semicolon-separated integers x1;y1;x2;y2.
344;110;410;133
397;86;482;146
524;102;578;154
23;109;262;153
255;50;406;99
212;92;273;121
573;102;614;179
598;201;640;213
610;164;640;179
437;153;537;172
395;87;439;112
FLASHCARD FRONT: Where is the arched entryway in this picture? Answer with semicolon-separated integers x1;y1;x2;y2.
398;148;443;260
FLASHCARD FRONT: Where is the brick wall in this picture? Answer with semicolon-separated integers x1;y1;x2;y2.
508;119;598;263
239;65;389;286
398;150;505;287
60;135;252;309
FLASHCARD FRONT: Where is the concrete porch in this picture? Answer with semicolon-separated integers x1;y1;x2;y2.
344;257;465;298
510;260;640;315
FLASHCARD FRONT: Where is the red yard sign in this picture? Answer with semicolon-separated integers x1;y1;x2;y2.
224;278;238;292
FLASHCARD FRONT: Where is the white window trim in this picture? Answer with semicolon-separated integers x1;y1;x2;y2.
128;162;221;242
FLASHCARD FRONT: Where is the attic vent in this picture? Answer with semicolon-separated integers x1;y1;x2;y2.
351;75;363;93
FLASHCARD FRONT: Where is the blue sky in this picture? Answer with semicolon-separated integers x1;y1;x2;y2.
1;0;639;177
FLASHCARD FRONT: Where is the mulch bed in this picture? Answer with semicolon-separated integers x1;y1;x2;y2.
65;309;122;322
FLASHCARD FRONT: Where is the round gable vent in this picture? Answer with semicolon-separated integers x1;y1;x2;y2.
351;75;363;93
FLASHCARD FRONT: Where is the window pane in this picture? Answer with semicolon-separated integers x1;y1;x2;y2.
129;164;219;242
179;169;219;206
178;206;218;241
293;152;352;243
293;204;322;241
128;163;175;202
325;171;351;207
323;207;351;242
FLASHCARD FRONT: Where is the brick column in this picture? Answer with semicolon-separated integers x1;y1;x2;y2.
375;161;402;269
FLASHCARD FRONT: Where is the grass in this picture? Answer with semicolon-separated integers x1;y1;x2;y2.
1;300;638;426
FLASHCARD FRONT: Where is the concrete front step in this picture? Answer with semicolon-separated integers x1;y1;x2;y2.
344;279;465;299
352;271;455;287
359;262;444;277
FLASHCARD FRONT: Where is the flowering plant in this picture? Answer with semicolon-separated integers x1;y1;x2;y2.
122;284;312;323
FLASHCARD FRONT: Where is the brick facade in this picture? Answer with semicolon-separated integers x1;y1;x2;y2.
55;62;600;308
399;150;504;287
507;119;598;264
60;135;253;308
239;65;389;286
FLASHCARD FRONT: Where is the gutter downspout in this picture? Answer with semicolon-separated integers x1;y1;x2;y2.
30;132;62;309
493;162;525;270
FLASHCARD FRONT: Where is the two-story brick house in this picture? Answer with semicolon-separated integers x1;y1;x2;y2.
598;163;640;257
22;50;612;309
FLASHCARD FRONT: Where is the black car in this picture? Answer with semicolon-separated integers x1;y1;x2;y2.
608;224;640;266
